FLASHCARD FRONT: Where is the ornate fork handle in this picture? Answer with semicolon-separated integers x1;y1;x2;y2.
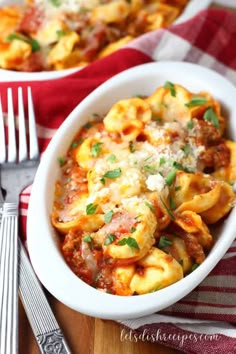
0;202;19;354
19;239;72;354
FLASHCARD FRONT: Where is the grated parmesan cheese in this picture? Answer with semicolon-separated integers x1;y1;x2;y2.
35;0;102;14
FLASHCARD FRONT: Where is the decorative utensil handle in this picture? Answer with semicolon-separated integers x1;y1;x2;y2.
18;239;72;354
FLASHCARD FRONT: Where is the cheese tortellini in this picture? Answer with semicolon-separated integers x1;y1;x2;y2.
52;82;235;295
0;0;190;71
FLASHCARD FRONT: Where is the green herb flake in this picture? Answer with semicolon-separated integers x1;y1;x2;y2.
6;33;40;52
179;259;184;266
56;29;67;38
129;141;136;153
153;116;162;122
107;154;116;163
173;161;191;173
49;0;62;7
159;157;166;165
185;97;207;107
103;168;122;179
169;196;176;210
83;122;93;129
143;165;157;173
117;237;140;250
145;201;155;212
165;169;177;186
100;177;106;185
58;156;65;166
83;235;93;243
191;263;199;271
187;120;194;130
91;142;103;157
160;196;175;220
71;138;83;149
158;236;173;248
104;210;113;223
164;81;176;97
149;284;162;293
175;185;181;191
104;233;116;245
203;107;219;128
86;203;98;215
130;227;136;233
182;144;191;155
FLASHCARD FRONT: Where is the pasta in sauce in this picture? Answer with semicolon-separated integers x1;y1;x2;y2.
52;82;236;295
0;0;190;71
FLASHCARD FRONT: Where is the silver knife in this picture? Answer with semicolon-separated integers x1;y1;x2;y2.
0;183;72;354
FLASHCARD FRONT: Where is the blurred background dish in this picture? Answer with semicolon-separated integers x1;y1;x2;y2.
0;0;213;81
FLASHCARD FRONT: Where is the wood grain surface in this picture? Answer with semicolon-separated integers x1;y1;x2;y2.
19;292;184;354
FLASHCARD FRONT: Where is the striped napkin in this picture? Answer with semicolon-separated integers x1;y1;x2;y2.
0;7;235;354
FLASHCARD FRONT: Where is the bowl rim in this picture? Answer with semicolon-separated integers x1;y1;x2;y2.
27;61;236;320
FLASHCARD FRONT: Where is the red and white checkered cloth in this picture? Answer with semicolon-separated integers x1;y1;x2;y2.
0;7;235;354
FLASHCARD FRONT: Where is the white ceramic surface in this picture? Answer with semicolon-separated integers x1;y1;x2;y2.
27;61;236;320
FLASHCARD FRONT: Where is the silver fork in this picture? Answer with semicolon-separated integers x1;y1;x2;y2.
0;87;39;354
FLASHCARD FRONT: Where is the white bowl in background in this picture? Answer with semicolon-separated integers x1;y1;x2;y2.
27;61;236;319
0;0;214;82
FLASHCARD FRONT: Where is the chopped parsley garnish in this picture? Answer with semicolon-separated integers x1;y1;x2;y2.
104;210;113;223
187;120;194;129
91;142;103;157
143;165;158;173
175;185;181;191
83;122;93;129
6;33;40;52
164;81;176;97
49;0;62;6
83;235;93;243
159;157;166;165
104;233;116;245
169;196;176;210
185;97;207;107
102;168;122;179
160;196;175;220
145;201;155;212
107;154;116;163
158;236;173;248
129;141;136;153
165;169;177;186
58;156;65;166
182;144;191;155
191;263;199;271
117;237;140;250
173;161;191;173
86;203;98;215
130;227;136;233
203;107;219;128
149;284;162;293
153;116;162;122
56;29;67;38
71;138;83;149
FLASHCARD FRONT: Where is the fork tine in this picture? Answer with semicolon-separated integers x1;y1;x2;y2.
27;87;39;161
7;88;17;163
0;94;6;163
18;87;27;162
